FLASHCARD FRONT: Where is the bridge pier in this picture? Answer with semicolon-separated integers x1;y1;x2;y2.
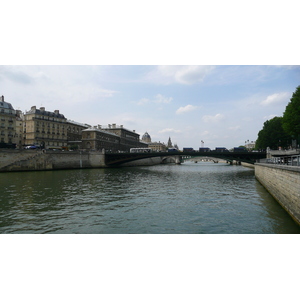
175;155;182;164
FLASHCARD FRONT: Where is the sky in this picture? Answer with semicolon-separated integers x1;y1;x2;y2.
0;65;299;149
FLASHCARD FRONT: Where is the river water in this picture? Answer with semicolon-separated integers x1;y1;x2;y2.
1;162;299;234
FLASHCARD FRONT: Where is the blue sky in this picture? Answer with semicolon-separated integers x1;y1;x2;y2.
0;65;299;149
1;1;299;150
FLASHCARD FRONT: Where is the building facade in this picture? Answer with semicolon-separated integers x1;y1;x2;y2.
66;120;89;150
148;142;167;152
103;124;148;151
0;96;17;148
23;106;68;149
141;131;167;152
81;127;121;152
81;124;148;152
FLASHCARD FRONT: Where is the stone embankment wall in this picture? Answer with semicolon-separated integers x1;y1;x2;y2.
0;150;106;172
255;163;300;225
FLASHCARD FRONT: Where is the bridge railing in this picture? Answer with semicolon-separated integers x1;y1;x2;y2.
265;155;300;167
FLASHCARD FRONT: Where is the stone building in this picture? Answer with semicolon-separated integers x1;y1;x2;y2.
81;124;148;152
141;132;151;143
103;124;147;151
66;120;89;150
148;141;167;152
23;106;68;149
0;95;17;148
15;110;24;149
81;127;121;152
141;131;167;152
167;137;173;148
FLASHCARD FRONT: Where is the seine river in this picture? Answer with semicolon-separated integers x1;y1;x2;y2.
1;162;299;234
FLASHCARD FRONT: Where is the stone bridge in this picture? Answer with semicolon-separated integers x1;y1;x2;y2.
105;151;266;166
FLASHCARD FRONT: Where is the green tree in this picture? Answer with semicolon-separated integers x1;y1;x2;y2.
282;85;300;146
256;116;291;150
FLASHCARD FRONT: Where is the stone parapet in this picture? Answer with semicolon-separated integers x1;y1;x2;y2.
0;150;106;172
255;163;300;225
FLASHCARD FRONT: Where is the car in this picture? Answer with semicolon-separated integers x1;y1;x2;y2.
25;145;37;149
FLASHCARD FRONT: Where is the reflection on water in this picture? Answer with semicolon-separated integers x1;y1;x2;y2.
0;162;299;233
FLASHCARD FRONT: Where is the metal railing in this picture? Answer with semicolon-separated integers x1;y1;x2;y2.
266;155;300;167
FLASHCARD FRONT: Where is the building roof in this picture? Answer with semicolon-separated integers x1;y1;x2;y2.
82;128;120;137
26;106;66;119
0;101;14;110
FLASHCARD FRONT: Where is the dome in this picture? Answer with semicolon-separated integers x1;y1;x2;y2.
142;132;151;143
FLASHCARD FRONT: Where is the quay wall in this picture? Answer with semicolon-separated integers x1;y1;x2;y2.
255;163;300;225
0;150;106;172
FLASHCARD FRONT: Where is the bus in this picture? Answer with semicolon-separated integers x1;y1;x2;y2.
130;148;152;153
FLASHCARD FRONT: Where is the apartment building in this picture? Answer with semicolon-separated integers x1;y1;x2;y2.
66;120;89;150
103;124;148;151
0;95;17;148
81;127;121;152
23;106;68;149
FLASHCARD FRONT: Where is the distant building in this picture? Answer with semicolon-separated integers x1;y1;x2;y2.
167;137;173;148
0;95;17;148
141;132;167;152
199;147;210;152
81;124;147;152
141;132;151;143
23;106;68;149
103;124;147;151
81;127;121;152
245;140;256;151
148;142;167;152
66;120;89;150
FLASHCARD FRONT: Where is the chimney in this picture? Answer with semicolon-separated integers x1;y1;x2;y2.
54;110;59;114
40;107;45;112
31;106;36;111
112;123;116;128
120;125;123;128
108;124;111;129
1;95;4;102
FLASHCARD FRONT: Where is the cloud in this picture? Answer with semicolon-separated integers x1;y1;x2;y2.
147;65;215;85
260;92;290;106
159;128;181;133
154;94;173;104
229;125;241;131
202;113;225;122
137;94;172;105
0;66;33;84
176;104;198;114
137;98;150;105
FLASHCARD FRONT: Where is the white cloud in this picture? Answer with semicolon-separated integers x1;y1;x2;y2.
148;65;215;85
137;94;172;105
229;125;241;131
202;113;224;122
159;128;181;133
154;94;173;104
260;92;290;106
176;104;198;114
137;98;150;105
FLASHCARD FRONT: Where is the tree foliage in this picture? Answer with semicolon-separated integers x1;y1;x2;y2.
256;117;292;150
282;85;300;140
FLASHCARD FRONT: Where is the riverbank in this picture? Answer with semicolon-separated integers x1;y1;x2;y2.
0;150;106;172
255;163;300;225
0;149;177;171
